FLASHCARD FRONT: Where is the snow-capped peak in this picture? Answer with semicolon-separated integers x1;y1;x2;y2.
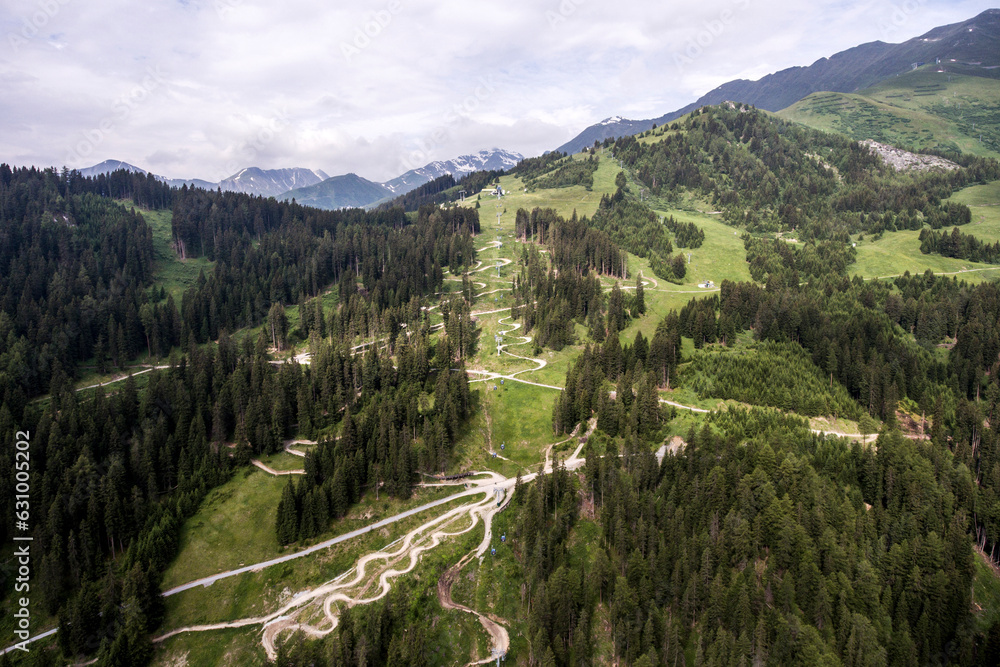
380;148;524;194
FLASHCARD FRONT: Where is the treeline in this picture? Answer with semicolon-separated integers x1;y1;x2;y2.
511;244;606;350
510;206;633;351
170;185;415;261
378;173;455;211
514;182;688;285
511;151;567;181
5;164;176;210
0;166;160;406
920;226;1000;264
378;169;507;212
527;155;599;191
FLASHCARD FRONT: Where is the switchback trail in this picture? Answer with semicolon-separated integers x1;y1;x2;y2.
156;487;510;661
160;483;494;597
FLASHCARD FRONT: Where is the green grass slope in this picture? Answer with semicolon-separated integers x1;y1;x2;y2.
145;208;215;302
778;68;1000;159
851;179;1000;283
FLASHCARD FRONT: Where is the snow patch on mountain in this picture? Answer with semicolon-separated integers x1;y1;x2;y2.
381;148;523;194
219;167;330;197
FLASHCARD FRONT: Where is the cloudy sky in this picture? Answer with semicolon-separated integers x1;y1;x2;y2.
0;0;994;182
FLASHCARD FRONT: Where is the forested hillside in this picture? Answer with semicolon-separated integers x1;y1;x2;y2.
0;166;174;405
0;168;481;665
610;105;998;239
537;268;1000;664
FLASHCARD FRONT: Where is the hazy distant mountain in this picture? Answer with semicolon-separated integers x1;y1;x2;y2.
165;177;218;190
78;148;523;208
217;167;329;198
77;159;214;189
557;8;1000;154
77;161;329;197
280;173;392;210
276;148;524;210
381;148;523;194
77;159;150;178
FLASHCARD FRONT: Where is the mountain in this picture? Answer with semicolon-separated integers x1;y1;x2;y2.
77;161;329;197
165;176;218;190
280;173;392;210
381;148;523;194
557;8;1000;154
78;159;214;190
77;159;150;178
274;148;524;210
78;149;523;209
217;167;329;198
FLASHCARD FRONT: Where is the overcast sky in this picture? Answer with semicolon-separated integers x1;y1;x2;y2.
0;0;995;182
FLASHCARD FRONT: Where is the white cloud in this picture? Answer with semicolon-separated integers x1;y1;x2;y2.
0;0;994;181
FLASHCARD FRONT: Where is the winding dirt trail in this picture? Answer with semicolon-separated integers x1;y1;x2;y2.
438;552;510;665
250;459;305;476
75;365;173;391
472;257;512;273
659;398;709;413
153;431;591;662
283;439;316;457
495;317;547;376
459;314;561;390
435;463;519;665
155;490;500;660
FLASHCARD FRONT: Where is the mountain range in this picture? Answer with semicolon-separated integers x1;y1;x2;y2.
279;148;523;209
72;10;1000;208
557;8;1000;154
79;148;522;210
